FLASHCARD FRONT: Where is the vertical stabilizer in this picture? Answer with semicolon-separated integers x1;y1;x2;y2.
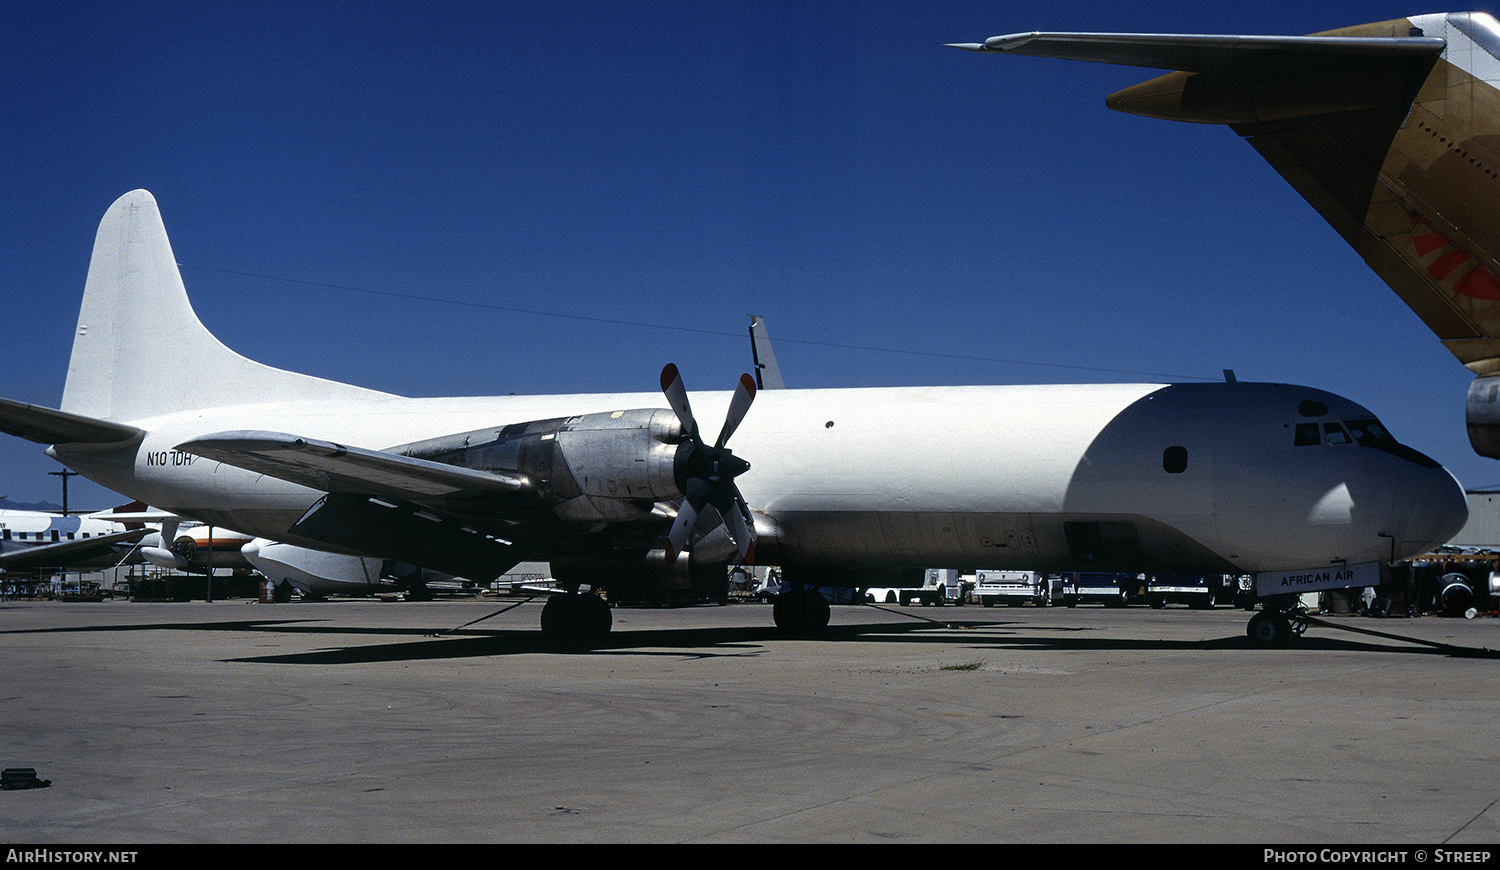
61;190;393;422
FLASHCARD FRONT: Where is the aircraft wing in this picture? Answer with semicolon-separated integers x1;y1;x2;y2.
947;31;1444;74
0;528;149;570
177;430;530;503
177;431;537;581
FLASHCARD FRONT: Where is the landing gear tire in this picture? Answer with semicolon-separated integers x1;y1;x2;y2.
772;589;831;638
1246;609;1308;646
1246;611;1289;644
540;592;612;648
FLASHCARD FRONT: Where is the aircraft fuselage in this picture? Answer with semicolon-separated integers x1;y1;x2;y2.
51;379;1466;581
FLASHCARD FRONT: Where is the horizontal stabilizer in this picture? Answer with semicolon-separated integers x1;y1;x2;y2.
0;396;143;445
948;31;1444;74
177;430;531;504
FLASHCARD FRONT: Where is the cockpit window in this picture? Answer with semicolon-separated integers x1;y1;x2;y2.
1346;418;1443;468
1345;419;1391;447
1323;423;1352;445
1290;416;1442;467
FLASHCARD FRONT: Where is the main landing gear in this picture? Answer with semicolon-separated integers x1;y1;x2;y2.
540;591;612;648
1246;596;1309;645
771;588;831;638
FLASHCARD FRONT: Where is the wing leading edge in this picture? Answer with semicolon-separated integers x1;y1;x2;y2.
177;431;531;503
947;31;1444;75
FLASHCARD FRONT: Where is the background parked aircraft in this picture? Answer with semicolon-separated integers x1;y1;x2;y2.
0;507;146;572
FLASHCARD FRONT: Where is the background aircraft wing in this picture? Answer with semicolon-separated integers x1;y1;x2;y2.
947;31;1444;74
0;528;149;570
177;430;530;503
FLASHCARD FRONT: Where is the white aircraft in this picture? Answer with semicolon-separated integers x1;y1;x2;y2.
0;507;148;572
136;522;255;573
0;190;1471;644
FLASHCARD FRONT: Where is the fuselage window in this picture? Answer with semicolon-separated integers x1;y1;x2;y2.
1323;423;1352;445
1163;445;1188;473
1295;423;1321;446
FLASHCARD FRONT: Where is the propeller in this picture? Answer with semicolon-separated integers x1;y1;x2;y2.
660;363;758;569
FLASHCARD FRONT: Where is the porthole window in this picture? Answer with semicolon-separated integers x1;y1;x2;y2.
1163;445;1188;474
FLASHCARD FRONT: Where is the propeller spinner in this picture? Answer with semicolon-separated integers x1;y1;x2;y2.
660;363;758;569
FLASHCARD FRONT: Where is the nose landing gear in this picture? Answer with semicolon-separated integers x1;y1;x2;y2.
1246;599;1310;645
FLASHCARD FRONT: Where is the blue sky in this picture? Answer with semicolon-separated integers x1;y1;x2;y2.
3;1;1496;507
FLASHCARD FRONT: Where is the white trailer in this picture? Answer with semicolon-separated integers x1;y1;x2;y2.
973;570;1068;607
865;568;969;606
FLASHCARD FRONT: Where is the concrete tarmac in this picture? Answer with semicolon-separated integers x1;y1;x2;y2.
1;596;1497;845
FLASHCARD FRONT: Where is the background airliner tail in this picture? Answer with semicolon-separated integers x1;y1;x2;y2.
60;190;392;423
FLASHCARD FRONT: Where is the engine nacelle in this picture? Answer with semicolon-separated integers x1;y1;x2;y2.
1438;571;1475;616
243;538;385;598
401;408;688;523
1467;374;1500;458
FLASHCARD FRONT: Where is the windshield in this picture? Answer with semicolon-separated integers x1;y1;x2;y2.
1344;418;1441;468
1291;413;1441;468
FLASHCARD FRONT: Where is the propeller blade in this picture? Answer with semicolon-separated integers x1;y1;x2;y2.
664;476;712;568
725;492;756;564
660;363;698;441
714;373;758;449
659;366;760;568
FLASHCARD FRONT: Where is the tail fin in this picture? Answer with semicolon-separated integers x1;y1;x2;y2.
60;190;393;423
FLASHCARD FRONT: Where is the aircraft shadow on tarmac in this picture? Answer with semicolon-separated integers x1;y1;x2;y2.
6;611;1493;665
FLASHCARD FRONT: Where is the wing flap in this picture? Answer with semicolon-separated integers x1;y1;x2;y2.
176;430;530;503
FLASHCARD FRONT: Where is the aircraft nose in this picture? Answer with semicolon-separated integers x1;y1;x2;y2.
1398;466;1469;557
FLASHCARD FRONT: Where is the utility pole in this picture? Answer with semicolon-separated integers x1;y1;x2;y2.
48;468;77;516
